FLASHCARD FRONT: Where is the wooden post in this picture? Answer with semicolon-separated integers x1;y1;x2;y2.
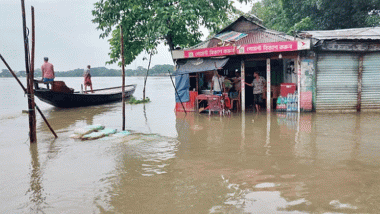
196;73;199;92
266;58;271;112
241;60;245;112
357;54;363;112
21;0;37;143
29;6;37;142
297;55;301;113
120;25;126;131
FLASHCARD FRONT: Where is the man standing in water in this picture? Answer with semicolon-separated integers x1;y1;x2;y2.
245;71;266;112
41;57;55;83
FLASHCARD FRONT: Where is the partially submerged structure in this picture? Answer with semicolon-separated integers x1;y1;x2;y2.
299;27;380;112
172;15;380;112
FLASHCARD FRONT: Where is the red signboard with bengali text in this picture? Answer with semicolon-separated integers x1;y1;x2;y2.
236;41;298;55
183;41;307;58
184;46;235;58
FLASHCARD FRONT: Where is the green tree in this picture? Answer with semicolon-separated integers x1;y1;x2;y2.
0;69;12;77
92;0;248;66
252;0;380;34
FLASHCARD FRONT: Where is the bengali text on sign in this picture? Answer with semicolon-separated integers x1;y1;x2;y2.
184;46;236;58
237;41;298;55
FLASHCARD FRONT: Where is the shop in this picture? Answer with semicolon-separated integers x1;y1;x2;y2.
172;15;310;113
299;27;380;112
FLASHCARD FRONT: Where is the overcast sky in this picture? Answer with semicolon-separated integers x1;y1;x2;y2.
1;0;252;72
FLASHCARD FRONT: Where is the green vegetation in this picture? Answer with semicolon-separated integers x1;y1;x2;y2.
127;96;150;104
92;0;248;66
252;0;380;34
0;64;174;78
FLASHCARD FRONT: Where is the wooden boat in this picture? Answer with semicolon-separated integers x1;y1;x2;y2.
33;80;136;108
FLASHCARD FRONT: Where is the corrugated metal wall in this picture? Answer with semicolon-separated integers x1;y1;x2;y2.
362;52;380;109
316;53;359;111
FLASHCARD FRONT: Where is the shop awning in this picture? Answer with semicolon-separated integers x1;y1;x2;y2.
173;58;229;75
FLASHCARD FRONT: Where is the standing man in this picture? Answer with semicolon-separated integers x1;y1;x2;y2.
230;71;241;98
84;65;93;93
41;57;55;83
210;70;225;96
245;71;266;112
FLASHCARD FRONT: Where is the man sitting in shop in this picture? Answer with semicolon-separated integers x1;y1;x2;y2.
245;71;266;112
210;70;225;96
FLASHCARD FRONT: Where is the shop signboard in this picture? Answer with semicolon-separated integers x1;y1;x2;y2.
184;46;235;58
180;40;310;59
236;40;309;55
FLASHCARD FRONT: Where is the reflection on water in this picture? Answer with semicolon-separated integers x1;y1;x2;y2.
170;112;380;213
39;105;119;132
26;143;46;213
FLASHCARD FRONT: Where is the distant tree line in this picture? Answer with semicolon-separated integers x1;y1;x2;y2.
0;64;174;78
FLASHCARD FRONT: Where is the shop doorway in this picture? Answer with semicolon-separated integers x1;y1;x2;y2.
244;59;286;111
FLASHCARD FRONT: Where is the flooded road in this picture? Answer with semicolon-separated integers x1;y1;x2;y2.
1;77;380;213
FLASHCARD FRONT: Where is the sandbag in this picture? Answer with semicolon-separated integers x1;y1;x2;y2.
81;128;117;140
74;124;105;136
113;130;131;137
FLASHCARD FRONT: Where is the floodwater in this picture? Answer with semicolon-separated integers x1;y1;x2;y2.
1;77;380;213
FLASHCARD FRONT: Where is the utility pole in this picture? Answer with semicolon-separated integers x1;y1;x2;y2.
120;25;126;131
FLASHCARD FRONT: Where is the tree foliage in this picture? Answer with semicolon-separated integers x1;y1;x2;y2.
252;0;380;34
92;0;248;66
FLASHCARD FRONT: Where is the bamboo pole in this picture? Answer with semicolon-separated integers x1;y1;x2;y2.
29;6;37;143
0;54;58;138
266;58;271;112
120;25;126;131
297;55;301;113
21;0;37;143
241;60;245;112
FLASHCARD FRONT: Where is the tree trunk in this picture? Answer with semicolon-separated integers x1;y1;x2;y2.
143;53;152;101
165;35;175;51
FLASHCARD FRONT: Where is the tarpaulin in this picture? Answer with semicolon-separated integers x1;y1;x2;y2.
175;73;190;103
173;58;229;75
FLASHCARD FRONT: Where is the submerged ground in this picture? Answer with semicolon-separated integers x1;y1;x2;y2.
1;77;380;213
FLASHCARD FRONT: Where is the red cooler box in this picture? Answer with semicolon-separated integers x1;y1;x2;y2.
280;83;296;97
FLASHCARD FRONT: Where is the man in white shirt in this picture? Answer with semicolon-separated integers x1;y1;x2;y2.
210;70;225;95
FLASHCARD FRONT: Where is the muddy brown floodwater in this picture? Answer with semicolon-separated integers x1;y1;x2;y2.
1;77;380;213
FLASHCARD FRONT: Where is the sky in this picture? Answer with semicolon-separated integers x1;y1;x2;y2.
1;0;253;72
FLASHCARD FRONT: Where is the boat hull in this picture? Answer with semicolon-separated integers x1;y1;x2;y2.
34;85;136;108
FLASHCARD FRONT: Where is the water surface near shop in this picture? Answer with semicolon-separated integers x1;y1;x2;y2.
1;77;380;213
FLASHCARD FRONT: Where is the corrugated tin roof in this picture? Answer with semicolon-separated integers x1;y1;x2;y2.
187;40;210;50
185;15;296;51
215;31;248;42
206;29;294;48
301;27;380;40
234;29;294;45
218;14;266;34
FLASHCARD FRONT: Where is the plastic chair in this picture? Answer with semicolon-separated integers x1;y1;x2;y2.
230;90;241;112
207;96;223;116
